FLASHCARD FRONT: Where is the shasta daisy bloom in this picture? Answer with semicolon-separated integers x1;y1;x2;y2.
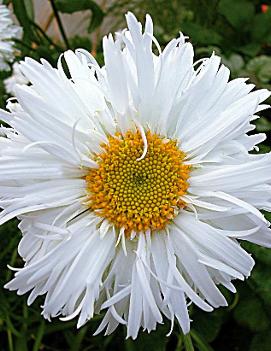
1;12;271;338
0;1;22;71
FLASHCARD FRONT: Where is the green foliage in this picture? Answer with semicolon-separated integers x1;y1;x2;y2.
245;56;271;86
234;294;269;332
218;0;254;29
181;23;222;46
192;309;228;343
249;332;271;351
54;0;104;33
12;0;35;43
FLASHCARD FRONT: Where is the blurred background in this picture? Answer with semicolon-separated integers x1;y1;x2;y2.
1;0;271;350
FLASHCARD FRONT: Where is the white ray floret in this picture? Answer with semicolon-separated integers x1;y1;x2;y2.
0;1;22;71
4;62;29;94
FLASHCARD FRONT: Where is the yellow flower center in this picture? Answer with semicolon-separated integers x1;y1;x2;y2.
85;130;190;234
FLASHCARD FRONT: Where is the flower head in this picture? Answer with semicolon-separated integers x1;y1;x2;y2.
1;12;271;339
0;1;22;71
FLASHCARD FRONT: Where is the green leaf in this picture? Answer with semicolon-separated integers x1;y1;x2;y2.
254;117;271;133
125;339;137;351
54;0;104;32
263;211;271;224
181;22;222;45
246;241;271;272
251;267;271;308
234;296;269;332
240;243;271;310
239;43;261;57
252;12;271;42
246;56;271;84
258;144;271;154
23;0;34;20
218;0;254;29
192;308;227;343
11;0;35;42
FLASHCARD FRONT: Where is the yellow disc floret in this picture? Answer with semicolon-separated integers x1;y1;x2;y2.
85;130;190;234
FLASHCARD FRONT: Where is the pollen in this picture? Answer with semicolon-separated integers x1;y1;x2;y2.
85;130;191;235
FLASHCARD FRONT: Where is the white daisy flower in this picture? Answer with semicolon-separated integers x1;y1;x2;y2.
4;62;29;94
1;12;271;338
0;1;22;71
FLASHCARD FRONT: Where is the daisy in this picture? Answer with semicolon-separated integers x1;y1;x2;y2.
0;1;22;71
1;12;271;339
4;62;29;94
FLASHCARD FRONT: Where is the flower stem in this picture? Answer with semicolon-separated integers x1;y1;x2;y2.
29;20;63;51
183;333;195;351
191;330;215;351
49;0;70;49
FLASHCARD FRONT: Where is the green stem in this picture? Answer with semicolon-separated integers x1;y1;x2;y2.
191;330;215;351
228;292;239;311
13;38;35;53
7;329;14;351
177;334;184;350
49;0;70;49
5;316;21;338
70;326;88;351
29;20;63;51
183;333;195;351
32;321;45;351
